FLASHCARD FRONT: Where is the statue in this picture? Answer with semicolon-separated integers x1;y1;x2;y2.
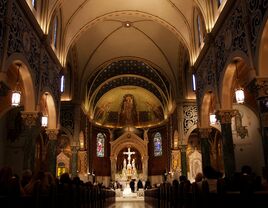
123;158;127;169
132;158;136;169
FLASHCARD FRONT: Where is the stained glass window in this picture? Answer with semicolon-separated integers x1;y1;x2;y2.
154;132;162;156
97;133;105;157
192;74;196;91
60;75;65;92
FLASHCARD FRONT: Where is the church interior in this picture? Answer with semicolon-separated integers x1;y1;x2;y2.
1;0;268;207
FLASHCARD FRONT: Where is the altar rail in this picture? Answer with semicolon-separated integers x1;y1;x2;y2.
0;183;115;208
144;182;268;208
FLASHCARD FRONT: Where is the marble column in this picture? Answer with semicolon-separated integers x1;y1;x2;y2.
71;145;79;177
46;129;58;175
110;157;117;181
179;145;187;177
21;111;40;170
216;110;237;179
199;128;211;170
255;78;268;166
142;156;149;181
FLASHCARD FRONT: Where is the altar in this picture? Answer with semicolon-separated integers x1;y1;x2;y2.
113;147;145;198
110;131;149;192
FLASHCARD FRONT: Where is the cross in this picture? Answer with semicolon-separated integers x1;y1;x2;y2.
123;147;135;165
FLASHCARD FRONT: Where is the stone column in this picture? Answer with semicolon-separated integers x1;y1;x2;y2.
179;145;187;177
110;156;117;181
78;150;87;174
255;78;268;165
199;128;211;170
21;111;40;170
46;129;58;175
216;110;237;178
142;156;149;181
171;150;181;179
71;145;79;177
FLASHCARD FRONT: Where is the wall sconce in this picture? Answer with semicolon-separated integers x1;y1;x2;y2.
234;61;245;104
11;64;21;106
41;93;48;127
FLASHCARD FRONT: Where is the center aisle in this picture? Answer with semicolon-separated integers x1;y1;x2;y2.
106;201;154;208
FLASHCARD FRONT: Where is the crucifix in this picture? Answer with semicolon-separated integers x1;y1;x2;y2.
123;147;135;165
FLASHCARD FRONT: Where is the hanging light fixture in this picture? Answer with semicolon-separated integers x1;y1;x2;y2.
234;60;245;104
11;64;21;106
41;93;48;127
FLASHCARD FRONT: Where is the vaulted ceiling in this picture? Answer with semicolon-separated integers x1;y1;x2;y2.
45;0;212;127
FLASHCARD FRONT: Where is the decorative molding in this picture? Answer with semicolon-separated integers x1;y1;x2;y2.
246;0;268;54
216;109;238;124
21;111;39;128
255;78;268;99
46;129;59;140
183;105;198;135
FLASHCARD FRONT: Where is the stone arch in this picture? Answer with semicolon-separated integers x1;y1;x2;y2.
200;91;216;128
184;124;198;145
59;126;73;141
4;54;36;112
110;132;148;180
219;52;251;109
40;90;57;129
257;18;268;76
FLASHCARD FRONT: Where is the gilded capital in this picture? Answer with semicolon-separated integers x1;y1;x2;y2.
21;111;39;128
261;113;268;127
46;129;59;140
179;145;187;153
216;110;238;124
255;78;268;99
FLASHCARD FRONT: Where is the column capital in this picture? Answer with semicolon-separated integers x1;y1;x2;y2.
198;128;212;138
179;145;187;153
261;113;268;127
46;129;59;140
21;111;39;128
255;77;268;99
71;145;80;152
216;109;238;124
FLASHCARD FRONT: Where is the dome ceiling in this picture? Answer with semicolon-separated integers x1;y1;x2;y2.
86;60;170;128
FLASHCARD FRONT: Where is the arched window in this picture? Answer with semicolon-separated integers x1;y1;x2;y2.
52;16;58;48
97;133;105;157
154;132;162;156
60;75;65;93
192;74;196;91
194;8;206;50
32;0;37;9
